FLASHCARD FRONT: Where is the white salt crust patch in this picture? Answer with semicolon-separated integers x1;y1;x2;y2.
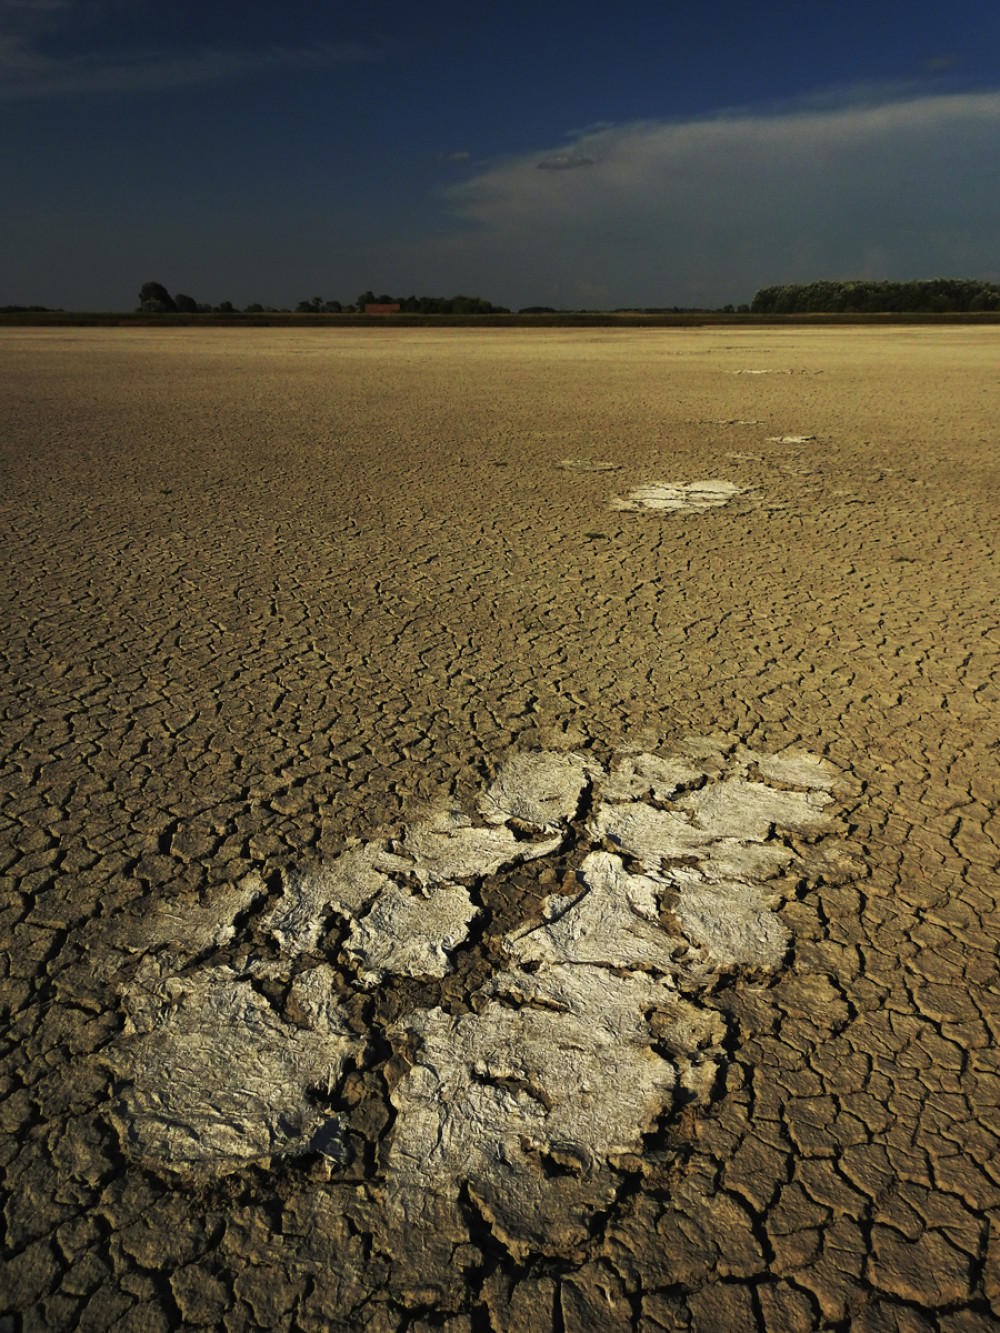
385;807;564;887
611;480;746;513
343;883;480;986
382;964;723;1260
597;751;715;802
126;874;267;956
767;435;816;444
108;961;359;1173
263;844;392;953
505;850;678;975
558;458;621;471
107;735;862;1254
478;750;594;830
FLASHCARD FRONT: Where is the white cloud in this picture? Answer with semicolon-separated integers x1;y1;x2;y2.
418;90;1000;308
537;149;596;171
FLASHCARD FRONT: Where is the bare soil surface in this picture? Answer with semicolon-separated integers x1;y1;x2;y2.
2;326;999;1331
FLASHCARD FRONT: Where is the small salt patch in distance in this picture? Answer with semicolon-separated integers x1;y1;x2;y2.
558;458;621;471
611;480;746;512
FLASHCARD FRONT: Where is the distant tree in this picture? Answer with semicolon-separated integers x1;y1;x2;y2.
356;290;377;309
216;301;235;314
173;293;198;313
323;299;342;313
138;280;175;312
244;303;264;313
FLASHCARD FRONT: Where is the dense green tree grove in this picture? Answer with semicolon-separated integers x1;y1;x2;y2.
750;278;1000;314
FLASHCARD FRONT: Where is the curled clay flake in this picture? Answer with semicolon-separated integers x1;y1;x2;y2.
343;882;479;985
387;808;564;887
262;842;394;954
505;850;678;975
477;751;597;831
697;838;797;882
677;778;834;841
752;749;841;791
118;873;267;961
596;752;711;803
108;967;359;1174
107;734;860;1276
383;964;717;1257
668;880;791;972
589;800;709;867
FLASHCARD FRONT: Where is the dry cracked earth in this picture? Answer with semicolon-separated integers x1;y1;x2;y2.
1;325;999;1332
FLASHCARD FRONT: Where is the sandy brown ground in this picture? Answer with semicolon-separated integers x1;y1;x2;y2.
1;326;999;1332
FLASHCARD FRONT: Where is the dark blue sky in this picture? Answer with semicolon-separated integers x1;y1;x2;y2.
2;0;998;309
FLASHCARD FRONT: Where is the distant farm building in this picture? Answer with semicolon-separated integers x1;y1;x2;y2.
365;303;401;315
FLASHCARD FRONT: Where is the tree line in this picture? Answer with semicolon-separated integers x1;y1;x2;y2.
138;281;265;314
138;281;509;315
750;278;1000;315
89;278;1000;318
299;291;510;314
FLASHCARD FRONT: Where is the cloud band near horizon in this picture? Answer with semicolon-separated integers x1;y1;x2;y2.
417;90;1000;309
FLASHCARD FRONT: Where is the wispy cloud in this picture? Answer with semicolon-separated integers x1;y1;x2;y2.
417;88;1000;308
0;32;374;100
922;54;959;74
537;149;596;171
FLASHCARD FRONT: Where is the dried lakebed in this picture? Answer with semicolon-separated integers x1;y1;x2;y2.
104;736;862;1288
5;324;1000;1331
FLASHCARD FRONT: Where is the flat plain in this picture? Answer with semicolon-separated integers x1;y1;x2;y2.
1;325;999;1332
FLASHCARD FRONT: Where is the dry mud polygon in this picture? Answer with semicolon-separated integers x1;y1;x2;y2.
3;326;1000;1331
